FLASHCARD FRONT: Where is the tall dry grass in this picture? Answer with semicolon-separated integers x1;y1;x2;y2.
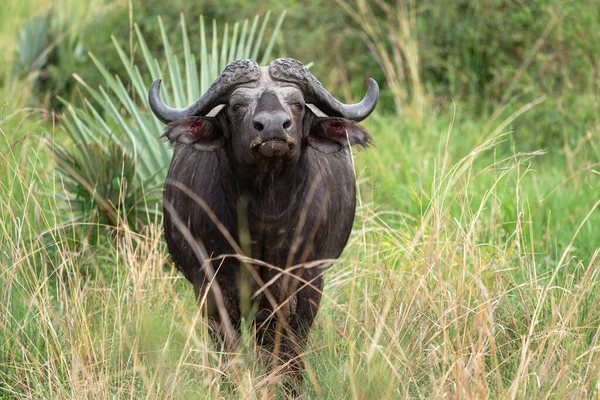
2;104;600;398
334;0;424;121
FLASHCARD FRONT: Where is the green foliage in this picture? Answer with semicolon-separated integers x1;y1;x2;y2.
54;138;154;232
421;0;599;98
13;2;92;109
16;12;52;71
70;1;226;100
417;0;600;147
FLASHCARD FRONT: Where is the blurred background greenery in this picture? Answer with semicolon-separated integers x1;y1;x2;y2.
4;0;598;147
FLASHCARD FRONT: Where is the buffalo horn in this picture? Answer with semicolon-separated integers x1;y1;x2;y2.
148;59;261;124
268;58;379;122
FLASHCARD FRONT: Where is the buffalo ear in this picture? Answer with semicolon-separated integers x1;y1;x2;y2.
162;117;224;151
307;117;372;154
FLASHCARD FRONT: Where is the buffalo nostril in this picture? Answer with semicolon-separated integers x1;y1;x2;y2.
282;119;292;130
253;120;264;131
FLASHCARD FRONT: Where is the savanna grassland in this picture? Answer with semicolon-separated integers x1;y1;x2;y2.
1;0;600;398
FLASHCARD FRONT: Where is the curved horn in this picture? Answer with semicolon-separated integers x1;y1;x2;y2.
148;59;262;124
268;58;379;122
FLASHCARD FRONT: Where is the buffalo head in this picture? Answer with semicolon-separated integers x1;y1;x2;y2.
148;58;379;168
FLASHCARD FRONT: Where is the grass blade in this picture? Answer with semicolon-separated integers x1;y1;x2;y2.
259;10;286;65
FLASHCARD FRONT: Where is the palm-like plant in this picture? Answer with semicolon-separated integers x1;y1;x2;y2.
55;12;286;233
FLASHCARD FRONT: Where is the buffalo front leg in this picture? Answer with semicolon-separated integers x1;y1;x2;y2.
284;266;324;366
259;265;324;376
193;273;241;351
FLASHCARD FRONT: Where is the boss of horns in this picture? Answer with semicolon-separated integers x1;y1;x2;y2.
149;58;378;123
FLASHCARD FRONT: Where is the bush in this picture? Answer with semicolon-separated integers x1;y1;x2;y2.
418;0;600;147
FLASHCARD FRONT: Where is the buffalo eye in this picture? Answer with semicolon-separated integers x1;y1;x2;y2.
232;103;242;112
293;102;304;111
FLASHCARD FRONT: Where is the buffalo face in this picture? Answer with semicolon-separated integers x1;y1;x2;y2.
225;82;305;166
149;59;379;168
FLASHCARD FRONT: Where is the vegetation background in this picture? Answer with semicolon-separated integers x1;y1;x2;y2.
1;0;599;398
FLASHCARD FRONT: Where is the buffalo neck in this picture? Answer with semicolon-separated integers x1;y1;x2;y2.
222;151;314;220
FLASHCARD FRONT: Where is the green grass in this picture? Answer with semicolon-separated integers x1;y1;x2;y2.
1;1;600;398
2;94;599;397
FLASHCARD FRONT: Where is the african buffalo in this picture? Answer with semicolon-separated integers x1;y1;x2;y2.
148;58;378;373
